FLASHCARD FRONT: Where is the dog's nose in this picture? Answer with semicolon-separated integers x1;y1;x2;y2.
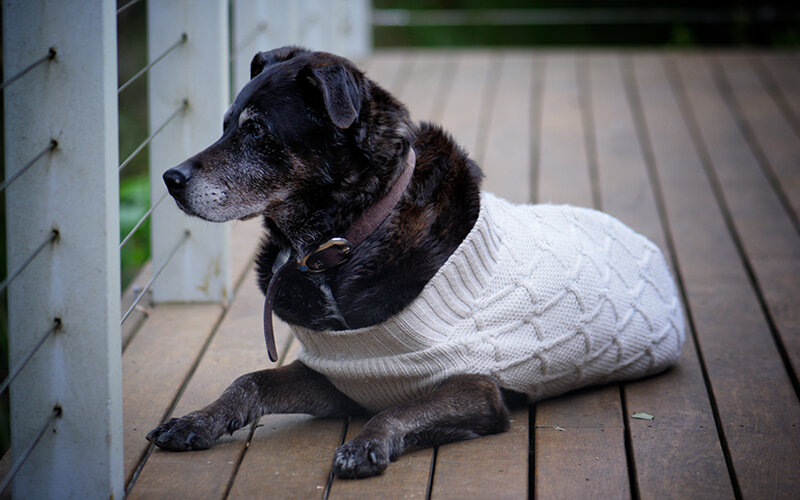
163;165;191;193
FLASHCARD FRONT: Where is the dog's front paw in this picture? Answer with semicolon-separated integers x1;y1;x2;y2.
146;414;216;451
333;439;392;479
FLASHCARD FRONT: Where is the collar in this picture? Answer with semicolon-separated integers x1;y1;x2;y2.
262;148;417;361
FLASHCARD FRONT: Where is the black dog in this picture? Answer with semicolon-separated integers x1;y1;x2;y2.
148;46;684;479
149;46;512;478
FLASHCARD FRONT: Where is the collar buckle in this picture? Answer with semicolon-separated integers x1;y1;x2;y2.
297;237;352;272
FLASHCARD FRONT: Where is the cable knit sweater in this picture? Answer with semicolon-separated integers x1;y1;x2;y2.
292;192;685;412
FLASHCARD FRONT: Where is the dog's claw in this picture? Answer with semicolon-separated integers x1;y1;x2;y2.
227;418;241;435
333;439;391;479
185;431;198;448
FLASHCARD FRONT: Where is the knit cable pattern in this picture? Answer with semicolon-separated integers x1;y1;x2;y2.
292;192;685;412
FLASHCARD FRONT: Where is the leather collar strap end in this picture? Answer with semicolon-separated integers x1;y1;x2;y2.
262;148;417;362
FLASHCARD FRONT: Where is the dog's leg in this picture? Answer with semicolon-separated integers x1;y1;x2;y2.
333;374;511;478
147;360;364;451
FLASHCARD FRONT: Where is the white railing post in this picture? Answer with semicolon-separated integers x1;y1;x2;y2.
3;1;123;498
148;0;232;304
231;0;371;94
231;0;276;93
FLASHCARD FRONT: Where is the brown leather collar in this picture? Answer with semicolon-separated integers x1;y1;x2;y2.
262;148;417;361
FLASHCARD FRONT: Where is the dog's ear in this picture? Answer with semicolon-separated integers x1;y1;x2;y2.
306;64;362;129
250;46;307;79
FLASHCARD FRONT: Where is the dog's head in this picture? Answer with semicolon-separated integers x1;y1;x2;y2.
163;46;411;231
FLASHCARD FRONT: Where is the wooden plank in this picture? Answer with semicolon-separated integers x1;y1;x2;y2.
122;303;224;485
632;53;800;499
536;52;593;206
481;51;535;205
756;53;800;137
714;53;800;235
438;50;497;164
430;408;528;500
591;52;733;499
127;267;293;499
396;50;452;124
228;414;343;499
675;53;800;394
327;418;434;499
533;52;630;500
363;49;411;96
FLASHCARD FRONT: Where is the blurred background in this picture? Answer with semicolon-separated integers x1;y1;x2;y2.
0;0;798;456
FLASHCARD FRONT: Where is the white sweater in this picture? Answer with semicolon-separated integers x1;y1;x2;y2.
292;192;685;412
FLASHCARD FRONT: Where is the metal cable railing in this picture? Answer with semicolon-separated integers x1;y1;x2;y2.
120;191;169;249
0;139;58;194
116;0;142;16
118;99;188;172
0;48;56;91
229;22;267;63
0;407;62;495
0;229;59;295
0;319;61;395
120;230;191;325
117;33;187;94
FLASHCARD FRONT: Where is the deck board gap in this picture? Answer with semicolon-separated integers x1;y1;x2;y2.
222;420;261;500
528;404;535;499
472;54;503;166
529;56;545;205
751;55;800;141
622;54;743;499
323;417;352;500
425;446;438;500
576;54;602;211
619;385;640;500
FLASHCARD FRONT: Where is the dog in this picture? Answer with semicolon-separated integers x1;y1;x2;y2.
148;46;685;479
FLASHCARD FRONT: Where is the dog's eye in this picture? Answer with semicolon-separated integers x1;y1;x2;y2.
249;122;266;138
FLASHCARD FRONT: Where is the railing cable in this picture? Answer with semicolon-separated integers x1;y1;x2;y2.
0;229;59;295
116;0;142;16
0;139;58;194
117;33;187;94
230;22;267;63
0;406;62;495
120;190;169;249
0;319;61;396
0;48;56;91
118;99;188;172
120;230;190;325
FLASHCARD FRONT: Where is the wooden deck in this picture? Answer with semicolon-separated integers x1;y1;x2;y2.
121;50;800;499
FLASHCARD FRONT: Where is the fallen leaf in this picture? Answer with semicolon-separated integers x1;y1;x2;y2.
632;412;654;420
554;426;566;431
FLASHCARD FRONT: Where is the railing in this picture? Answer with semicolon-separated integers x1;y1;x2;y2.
1;0;369;497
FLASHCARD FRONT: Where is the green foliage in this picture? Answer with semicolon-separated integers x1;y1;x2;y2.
119;175;151;290
373;0;800;47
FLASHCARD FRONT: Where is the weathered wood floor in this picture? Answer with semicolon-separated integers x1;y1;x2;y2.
122;50;800;499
